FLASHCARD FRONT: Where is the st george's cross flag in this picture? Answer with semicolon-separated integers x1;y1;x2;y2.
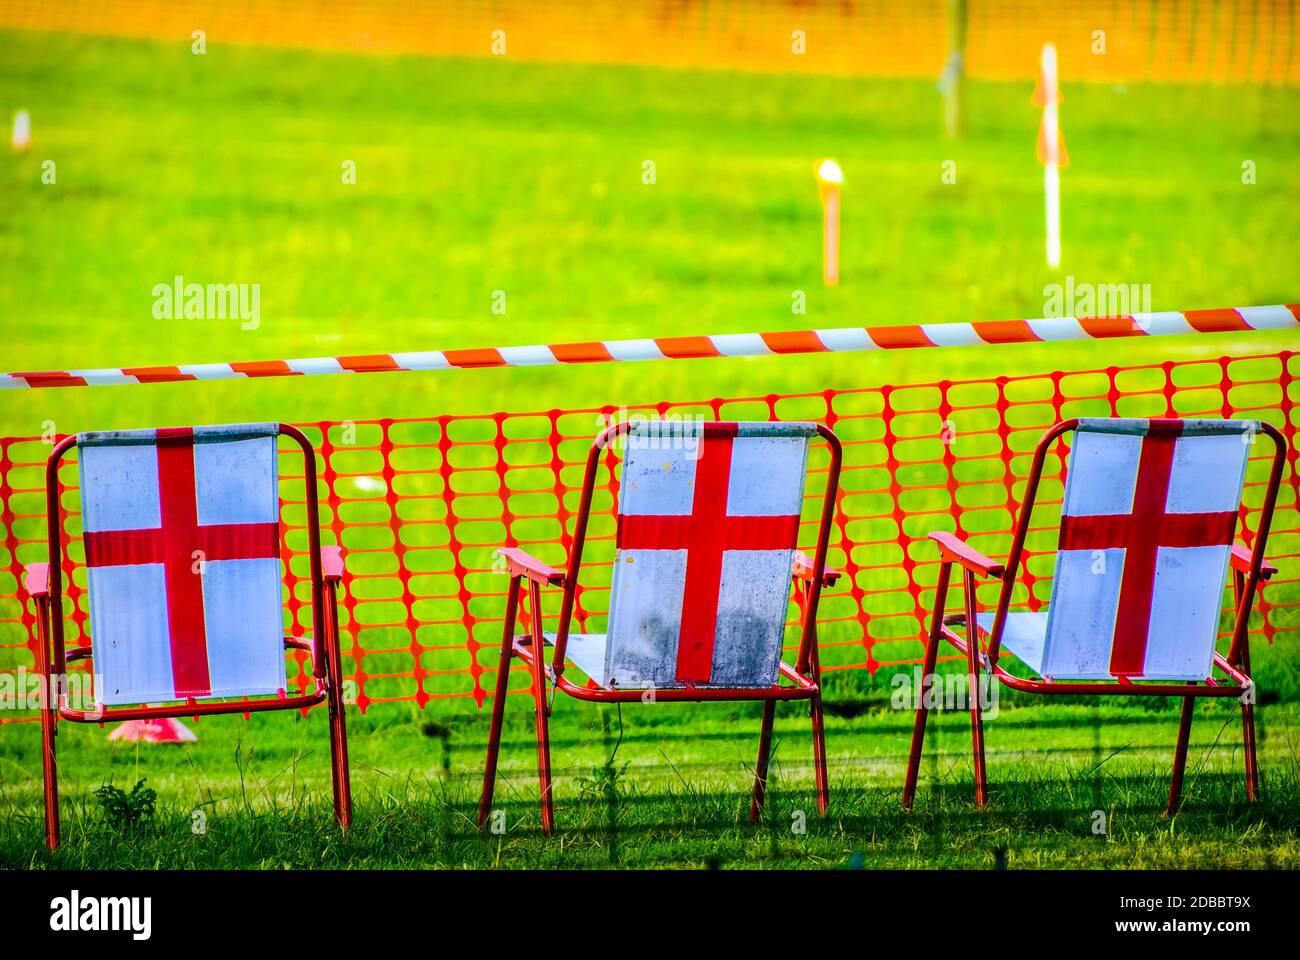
79;424;287;706
594;421;814;689
1039;418;1253;681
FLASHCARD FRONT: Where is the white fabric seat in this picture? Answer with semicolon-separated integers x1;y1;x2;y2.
543;632;612;686
975;611;1048;675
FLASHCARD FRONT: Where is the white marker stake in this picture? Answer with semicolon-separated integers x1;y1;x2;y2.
11;109;31;151
816;159;844;286
1036;45;1063;269
1044;161;1060;270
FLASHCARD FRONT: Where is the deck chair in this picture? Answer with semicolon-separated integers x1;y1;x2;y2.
20;423;352;850
903;417;1287;814
478;420;843;834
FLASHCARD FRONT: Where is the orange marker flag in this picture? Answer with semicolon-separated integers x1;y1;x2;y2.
1032;61;1069;168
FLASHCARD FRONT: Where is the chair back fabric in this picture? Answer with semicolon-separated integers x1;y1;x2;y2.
1042;418;1253;680
79;423;286;705
603;420;815;688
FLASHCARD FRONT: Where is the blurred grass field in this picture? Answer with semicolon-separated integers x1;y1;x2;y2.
1;27;1298;868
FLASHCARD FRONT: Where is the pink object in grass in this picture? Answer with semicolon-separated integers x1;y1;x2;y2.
107;719;197;744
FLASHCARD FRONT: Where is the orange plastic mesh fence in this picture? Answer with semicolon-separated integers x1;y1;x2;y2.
2;0;1298;85
1;349;1296;720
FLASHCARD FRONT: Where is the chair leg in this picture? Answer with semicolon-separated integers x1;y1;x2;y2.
320;593;352;829
35;604;60;851
960;572;988;808
521;580;556;836
1166;694;1196;816
479;579;520;829
477;642;514;828
968;675;988;808
1242;691;1259;803
326;674;352;829
903;628;942;809
533;665;555;836
810;693;829;815
749;700;777;822
41;691;59;851
1240;643;1259;803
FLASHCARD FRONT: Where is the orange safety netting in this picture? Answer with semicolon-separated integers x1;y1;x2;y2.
2;0;1298;86
1;349;1297;720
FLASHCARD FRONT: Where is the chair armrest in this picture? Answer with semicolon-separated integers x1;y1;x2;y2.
497;547;565;586
792;550;842;587
322;545;345;583
22;562;50;599
929;531;1004;579
1231;543;1277;580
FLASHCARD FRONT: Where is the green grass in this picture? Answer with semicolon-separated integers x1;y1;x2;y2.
0;28;1298;868
3;693;1298;869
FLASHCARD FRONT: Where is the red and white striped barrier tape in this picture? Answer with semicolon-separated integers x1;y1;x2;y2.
3;305;1295;390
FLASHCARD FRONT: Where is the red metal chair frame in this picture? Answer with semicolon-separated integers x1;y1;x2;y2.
902;418;1287;815
20;423;353;850
478;421;843;834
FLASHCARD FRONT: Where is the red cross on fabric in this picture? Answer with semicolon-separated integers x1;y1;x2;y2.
617;424;800;684
83;427;280;697
1058;420;1238;677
